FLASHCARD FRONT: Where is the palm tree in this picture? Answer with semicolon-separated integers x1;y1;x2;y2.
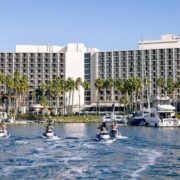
114;78;124;110
5;74;14;115
13;70;21;114
30;90;36;105
120;94;129;115
157;77;165;97
167;77;175;98
61;79;68;115
66;77;75;115
38;83;48;105
144;78;151;110
75;77;82;113
20;75;29;113
39;96;48;108
82;80;90;113
124;78;135;111
50;78;63;115
134;78;142;111
103;78;114;104
94;78;104;115
71;79;77;114
83;80;90;90
0;72;5;105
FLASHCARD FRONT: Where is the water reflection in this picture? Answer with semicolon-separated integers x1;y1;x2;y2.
62;123;87;138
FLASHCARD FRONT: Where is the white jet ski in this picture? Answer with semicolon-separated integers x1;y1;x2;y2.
96;130;111;141
110;129;122;139
42;124;58;139
43;130;56;138
0;128;10;138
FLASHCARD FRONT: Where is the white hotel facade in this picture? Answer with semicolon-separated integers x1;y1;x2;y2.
1;34;180;112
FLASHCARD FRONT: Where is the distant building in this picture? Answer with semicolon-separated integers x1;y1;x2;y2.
1;34;180;111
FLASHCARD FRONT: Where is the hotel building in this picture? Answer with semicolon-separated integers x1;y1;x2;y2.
0;34;180;112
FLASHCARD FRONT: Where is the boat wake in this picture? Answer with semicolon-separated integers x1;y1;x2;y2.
116;135;129;140
15;140;29;145
42;135;61;140
130;149;162;180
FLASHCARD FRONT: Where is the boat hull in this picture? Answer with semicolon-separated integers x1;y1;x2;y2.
129;117;147;126
146;118;180;127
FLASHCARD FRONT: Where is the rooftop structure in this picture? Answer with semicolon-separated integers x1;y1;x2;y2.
139;34;180;49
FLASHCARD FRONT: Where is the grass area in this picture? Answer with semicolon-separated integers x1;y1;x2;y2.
15;114;101;123
175;114;180;119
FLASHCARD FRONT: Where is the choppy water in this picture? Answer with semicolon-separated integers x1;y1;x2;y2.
0;124;180;180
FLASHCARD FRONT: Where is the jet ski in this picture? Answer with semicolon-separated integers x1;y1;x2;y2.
96;130;110;141
110;129;122;139
43;130;56;138
0;128;10;138
43;122;57;139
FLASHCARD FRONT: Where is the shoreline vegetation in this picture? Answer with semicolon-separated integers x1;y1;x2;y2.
10;113;180;124
15;114;101;123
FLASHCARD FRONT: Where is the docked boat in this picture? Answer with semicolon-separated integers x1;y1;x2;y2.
145;96;180;127
102;113;125;124
128;112;148;126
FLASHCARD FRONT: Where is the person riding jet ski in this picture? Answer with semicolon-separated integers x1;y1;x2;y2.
110;122;121;138
96;122;110;140
0;122;9;138
98;122;108;132
45;120;54;133
43;120;56;138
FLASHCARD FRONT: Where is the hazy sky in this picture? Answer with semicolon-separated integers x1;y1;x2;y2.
0;0;180;51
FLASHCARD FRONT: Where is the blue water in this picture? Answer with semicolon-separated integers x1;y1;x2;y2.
0;124;179;180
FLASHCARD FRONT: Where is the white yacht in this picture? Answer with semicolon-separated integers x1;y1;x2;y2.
145;96;180;127
101;113;125;124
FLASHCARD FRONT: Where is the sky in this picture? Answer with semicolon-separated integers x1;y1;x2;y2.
0;0;180;51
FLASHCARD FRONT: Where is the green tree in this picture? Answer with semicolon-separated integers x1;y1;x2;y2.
75;77;82;113
49;78;63;115
144;78;151;110
66;77;75;115
94;78;104;115
104;78;114;102
120;95;129;114
0;72;5;105
134;78;142;111
13;70;21;113
30;90;36;105
124;78;135;111
167;77;175;97
114;78;125;110
157;77;165;97
20;75;29;112
5;74;14;115
39;96;48;108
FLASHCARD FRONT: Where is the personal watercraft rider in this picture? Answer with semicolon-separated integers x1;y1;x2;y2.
46;120;54;132
110;122;121;136
98;122;108;132
0;123;7;131
111;122;117;130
